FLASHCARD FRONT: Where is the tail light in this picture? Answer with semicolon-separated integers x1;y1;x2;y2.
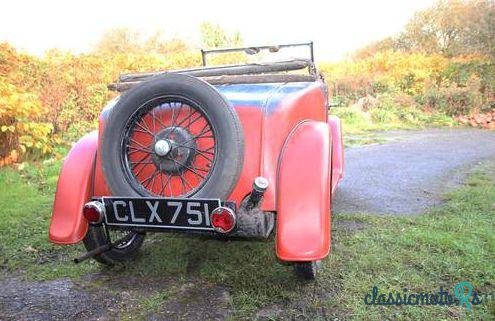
211;206;236;233
83;201;105;224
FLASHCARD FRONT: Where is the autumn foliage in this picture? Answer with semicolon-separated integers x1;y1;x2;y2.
321;52;494;115
321;0;494;128
0;23;248;164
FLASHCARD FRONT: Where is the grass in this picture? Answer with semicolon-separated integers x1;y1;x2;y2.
326;164;495;320
0;159;494;320
0;159;100;279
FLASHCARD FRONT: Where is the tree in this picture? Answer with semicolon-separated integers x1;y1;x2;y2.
94;28;192;57
352;37;396;59
143;32;190;55
199;22;242;48
398;0;495;57
94;28;142;54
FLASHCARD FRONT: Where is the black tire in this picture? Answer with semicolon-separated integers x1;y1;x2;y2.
101;74;244;199
294;260;321;280
83;225;145;265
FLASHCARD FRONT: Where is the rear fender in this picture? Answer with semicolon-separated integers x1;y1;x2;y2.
48;131;97;244
275;121;331;261
328;115;344;192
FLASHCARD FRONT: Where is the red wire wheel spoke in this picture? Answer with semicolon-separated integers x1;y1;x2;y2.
122;96;217;197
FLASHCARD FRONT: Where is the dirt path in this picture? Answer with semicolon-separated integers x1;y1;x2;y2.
333;128;495;215
0;273;231;321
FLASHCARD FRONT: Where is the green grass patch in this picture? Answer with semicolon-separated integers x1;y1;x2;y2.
0;160;100;279
0;159;493;320
326;164;495;320
332;104;457;147
331;104;456;139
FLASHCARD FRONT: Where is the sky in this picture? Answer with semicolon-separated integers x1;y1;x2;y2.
0;0;435;61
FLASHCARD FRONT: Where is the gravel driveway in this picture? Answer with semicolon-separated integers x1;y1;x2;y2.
333;128;495;215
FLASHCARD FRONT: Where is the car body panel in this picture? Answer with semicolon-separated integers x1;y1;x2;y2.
48;132;96;244
275;121;331;261
255;82;327;210
222;105;264;206
328;115;344;192
93;112;112;197
95;82;327;210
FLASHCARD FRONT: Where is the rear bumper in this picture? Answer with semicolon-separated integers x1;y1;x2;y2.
91;195;273;238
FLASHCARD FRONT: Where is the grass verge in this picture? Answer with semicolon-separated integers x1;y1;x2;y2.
330;105;457;147
0;160;493;320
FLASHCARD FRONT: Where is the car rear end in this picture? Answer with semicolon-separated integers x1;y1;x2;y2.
48;43;344;279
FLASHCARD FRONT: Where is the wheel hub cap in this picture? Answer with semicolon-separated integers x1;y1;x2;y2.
151;127;196;174
154;139;171;156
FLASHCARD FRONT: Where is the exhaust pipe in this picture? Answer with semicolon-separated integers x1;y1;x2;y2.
231;177;274;239
73;232;136;264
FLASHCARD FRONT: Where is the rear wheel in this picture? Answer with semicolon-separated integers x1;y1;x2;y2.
294;260;321;280
83;226;145;265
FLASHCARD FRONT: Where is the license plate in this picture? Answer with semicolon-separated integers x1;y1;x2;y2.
102;197;221;231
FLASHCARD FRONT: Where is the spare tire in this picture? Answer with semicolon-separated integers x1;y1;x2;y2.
101;74;244;199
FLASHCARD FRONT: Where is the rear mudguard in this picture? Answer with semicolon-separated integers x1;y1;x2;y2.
275;120;331;261
48;131;97;244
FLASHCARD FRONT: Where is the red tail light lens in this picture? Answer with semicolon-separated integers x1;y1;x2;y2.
83;201;105;224
211;206;236;233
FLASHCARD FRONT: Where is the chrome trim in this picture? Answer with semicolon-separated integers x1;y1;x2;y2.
210;206;236;233
83;201;105;224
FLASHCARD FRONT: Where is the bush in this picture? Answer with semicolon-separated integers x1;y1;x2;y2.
370;108;399;124
0;41;208;164
331;106;372;129
0;39;493;165
0;77;53;162
321;51;493;117
418;84;482;116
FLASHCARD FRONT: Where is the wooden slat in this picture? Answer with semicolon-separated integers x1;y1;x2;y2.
108;73;318;92
118;60;313;83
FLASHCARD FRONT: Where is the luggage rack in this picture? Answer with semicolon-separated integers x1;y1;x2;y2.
108;42;322;92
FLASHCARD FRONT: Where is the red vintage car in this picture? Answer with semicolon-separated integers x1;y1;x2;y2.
48;43;344;280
